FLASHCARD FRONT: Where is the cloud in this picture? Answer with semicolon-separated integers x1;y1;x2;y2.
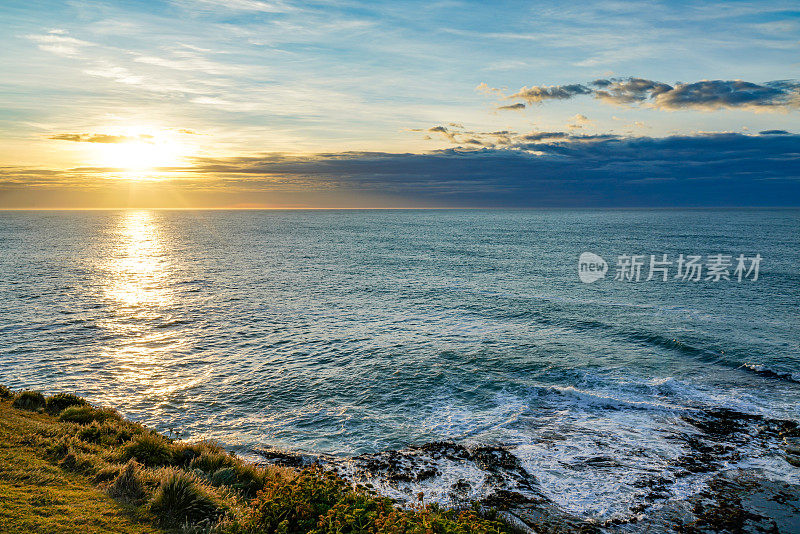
508;84;593;103
184;133;800;206
490;77;800;111
82;63;145;86
422;125;522;147
49;133;154;143
591;78;673;104
759;129;789;135
427;125;458;143
497;103;526;111
650;80;800;110
567;113;592;129
26;31;93;57
476;82;504;96
191;0;294;13
519;131;571;142
418;124;615;147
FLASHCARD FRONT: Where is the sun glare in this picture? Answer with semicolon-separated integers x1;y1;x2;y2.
87;128;188;177
102;141;176;170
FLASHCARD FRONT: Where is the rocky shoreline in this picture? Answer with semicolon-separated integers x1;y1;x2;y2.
256;408;800;533
3;384;798;533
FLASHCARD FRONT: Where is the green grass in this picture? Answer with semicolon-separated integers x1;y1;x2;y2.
0;387;508;534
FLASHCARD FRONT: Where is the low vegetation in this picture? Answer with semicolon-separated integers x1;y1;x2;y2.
0;386;507;534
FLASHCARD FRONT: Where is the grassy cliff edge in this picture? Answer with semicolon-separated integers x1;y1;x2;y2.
0;385;508;534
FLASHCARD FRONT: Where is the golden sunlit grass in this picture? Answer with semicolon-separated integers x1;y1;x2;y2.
0;397;163;534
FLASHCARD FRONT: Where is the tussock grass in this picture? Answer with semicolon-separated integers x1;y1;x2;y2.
46;392;89;414
12;390;46;411
59;405;123;425
78;419;136;446
148;468;227;527
189;449;237;473
0;386;509;534
60;447;108;477
120;432;175;466
108;460;146;504
208;462;275;498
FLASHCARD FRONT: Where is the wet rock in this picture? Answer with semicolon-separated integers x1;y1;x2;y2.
450;479;471;497
495;511;537;534
349;449;443;483
681;408;760;441
507;500;600;534
416;441;471;461
784;437;800;456
254;446;316;467
472;446;524;472
637;470;800;534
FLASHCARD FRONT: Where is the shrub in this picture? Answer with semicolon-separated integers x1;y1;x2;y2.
0;384;12;399
313;488;394;534
242;470;350;533
120;433;174;466
241;470;507;534
59;405;122;425
12;390;46;411
108;460;146;504
148;469;226;527
208;462;274;498
46;393;88;414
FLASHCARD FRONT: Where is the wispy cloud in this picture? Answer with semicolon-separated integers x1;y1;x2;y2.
189;0;295;13
26;30;93;57
49;133;154;143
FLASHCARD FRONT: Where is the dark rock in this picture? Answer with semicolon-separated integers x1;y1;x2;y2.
254;446;314;467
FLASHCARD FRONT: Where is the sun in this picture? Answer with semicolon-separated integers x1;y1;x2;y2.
102;141;177;171
88;128;188;176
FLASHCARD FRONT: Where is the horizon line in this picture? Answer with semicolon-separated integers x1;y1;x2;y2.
1;206;799;211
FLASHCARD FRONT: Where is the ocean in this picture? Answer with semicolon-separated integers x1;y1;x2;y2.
1;208;798;521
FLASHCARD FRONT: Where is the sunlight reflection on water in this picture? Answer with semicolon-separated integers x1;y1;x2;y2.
98;210;194;403
105;210;171;307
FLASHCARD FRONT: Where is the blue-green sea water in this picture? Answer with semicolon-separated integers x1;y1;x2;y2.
1;209;798;518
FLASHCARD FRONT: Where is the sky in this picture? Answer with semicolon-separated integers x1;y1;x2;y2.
0;0;799;208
